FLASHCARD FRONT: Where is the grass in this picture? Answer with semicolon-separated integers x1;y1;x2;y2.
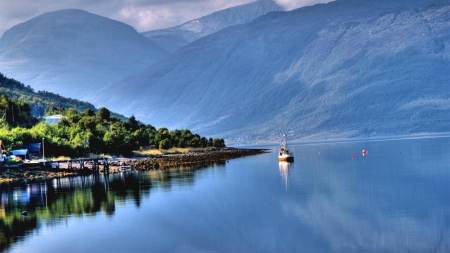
133;147;219;156
51;156;72;161
134;147;192;156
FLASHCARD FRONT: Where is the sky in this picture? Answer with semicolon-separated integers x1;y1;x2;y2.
0;0;334;36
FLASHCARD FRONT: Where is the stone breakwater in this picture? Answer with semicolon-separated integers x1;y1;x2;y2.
0;169;78;183
131;148;268;170
0;148;268;183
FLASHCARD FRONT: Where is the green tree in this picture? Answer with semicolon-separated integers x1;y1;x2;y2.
96;107;110;122
213;138;226;147
200;137;207;148
46;105;59;116
0;94;38;127
103;122;136;155
82;108;95;117
78;116;98;133
159;139;170;150
127;115;140;132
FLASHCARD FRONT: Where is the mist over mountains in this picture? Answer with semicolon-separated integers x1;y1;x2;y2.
0;9;168;100
141;0;284;53
92;0;449;143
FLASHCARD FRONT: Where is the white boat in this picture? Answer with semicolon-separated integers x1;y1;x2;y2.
278;133;294;162
120;165;131;171
120;157;131;171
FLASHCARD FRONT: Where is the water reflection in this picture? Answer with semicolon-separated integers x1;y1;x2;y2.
280;137;450;253
2;137;449;252
279;162;291;190
0;162;225;252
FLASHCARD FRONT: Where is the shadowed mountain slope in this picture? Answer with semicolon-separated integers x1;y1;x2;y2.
0;9;169;100
72;0;450;143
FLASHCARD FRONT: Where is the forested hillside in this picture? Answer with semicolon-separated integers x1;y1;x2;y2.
0;73;224;157
0;104;224;157
0;72;124;119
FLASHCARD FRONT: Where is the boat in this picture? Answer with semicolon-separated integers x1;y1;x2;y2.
120;157;132;171
278;133;294;162
120;164;132;171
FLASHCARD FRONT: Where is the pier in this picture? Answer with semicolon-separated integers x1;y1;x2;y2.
0;148;268;182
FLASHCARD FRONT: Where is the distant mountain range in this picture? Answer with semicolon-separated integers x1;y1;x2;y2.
0;9;168;100
90;0;449;143
141;0;284;53
0;2;282;102
1;0;448;144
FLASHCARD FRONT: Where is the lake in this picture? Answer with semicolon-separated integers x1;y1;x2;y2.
1;135;449;253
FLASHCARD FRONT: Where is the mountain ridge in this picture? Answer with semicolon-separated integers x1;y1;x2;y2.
0;9;169;100
141;0;284;53
91;0;449;143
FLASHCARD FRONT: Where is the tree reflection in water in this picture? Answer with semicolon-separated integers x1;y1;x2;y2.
0;161;225;251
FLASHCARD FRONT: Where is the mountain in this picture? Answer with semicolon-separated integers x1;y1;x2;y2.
91;0;449;143
141;0;284;53
0;9;168;100
0;72;126;120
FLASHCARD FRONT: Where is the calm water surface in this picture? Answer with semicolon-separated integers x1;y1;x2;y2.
1;136;449;253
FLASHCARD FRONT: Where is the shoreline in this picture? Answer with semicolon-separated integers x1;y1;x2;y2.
232;131;450;146
0;148;268;183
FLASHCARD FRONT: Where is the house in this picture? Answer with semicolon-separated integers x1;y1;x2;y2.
11;149;30;160
44;115;65;124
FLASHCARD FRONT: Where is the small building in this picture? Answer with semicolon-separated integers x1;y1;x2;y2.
44;115;65;124
25;143;42;158
11;149;30;160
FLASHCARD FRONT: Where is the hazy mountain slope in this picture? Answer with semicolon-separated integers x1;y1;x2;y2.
0;9;168;100
0;72;127;120
141;0;284;53
93;0;449;143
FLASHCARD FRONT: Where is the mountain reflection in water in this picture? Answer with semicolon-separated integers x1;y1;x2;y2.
0;162;225;252
2;136;449;253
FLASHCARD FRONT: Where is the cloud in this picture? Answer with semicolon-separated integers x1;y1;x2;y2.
274;0;335;11
0;0;338;35
0;0;255;35
112;0;257;32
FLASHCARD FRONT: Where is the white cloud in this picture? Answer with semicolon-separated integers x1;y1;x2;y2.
0;0;255;35
0;0;337;35
111;0;255;32
275;0;335;11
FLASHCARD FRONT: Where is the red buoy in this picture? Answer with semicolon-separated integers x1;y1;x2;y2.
362;150;368;156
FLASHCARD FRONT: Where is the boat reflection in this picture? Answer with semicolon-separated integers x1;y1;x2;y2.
279;161;290;190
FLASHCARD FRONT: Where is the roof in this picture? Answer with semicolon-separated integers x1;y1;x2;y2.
44;115;65;124
11;149;29;156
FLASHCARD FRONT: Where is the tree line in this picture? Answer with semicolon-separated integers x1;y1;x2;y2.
0;94;225;157
0;72;125;119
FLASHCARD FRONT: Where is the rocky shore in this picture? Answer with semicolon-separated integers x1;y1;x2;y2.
131;148;267;169
0;148;267;183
